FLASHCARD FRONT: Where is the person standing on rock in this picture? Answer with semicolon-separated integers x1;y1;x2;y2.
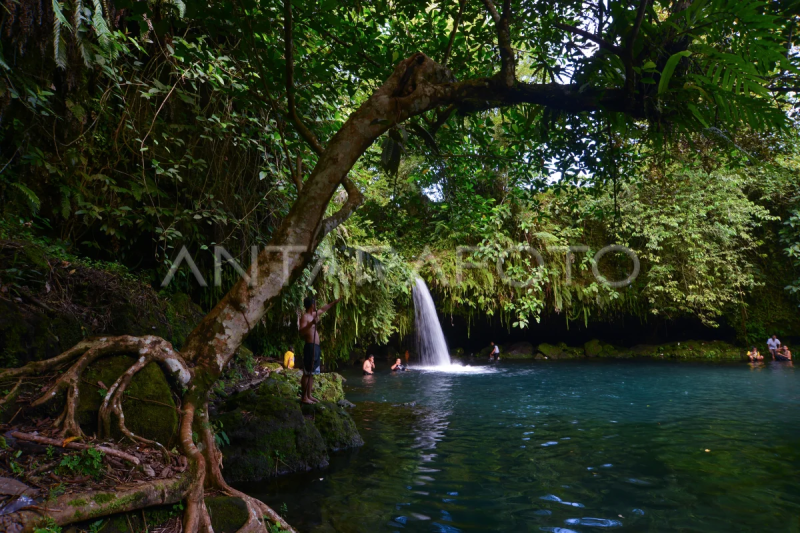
767;335;781;360
299;296;341;404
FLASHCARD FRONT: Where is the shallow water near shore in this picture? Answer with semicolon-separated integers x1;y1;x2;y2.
238;360;800;532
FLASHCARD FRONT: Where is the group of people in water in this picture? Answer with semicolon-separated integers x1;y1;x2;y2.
748;335;792;362
362;352;409;375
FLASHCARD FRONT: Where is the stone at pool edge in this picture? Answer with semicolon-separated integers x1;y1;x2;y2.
214;371;362;482
467;339;747;361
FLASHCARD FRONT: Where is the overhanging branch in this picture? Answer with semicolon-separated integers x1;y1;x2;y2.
317;177;364;242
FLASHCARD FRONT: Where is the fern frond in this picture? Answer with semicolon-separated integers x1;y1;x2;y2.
52;0;72;69
73;0;94;66
91;0;112;49
11;183;41;210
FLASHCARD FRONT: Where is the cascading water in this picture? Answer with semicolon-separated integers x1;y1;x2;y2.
413;278;451;367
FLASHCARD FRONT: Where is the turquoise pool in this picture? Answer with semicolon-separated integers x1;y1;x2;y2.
240;360;800;532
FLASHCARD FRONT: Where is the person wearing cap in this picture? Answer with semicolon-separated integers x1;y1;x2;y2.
298;296;341;404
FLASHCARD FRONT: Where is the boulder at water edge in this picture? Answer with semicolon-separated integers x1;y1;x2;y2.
583;339;620;358
501;342;535;359
215;370;362;482
536;342;584;359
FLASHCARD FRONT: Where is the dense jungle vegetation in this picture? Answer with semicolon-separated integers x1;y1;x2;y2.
2;0;799;359
0;0;799;529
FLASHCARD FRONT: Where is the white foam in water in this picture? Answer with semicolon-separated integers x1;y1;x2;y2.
415;364;496;374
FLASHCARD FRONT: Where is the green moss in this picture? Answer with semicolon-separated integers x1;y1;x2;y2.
205;496;249;533
537;342;583;359
68;498;88;507
303;402;364;451
77;355;179;447
92;493;116;504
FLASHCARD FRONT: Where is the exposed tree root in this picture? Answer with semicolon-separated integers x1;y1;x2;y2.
2;335;291;532
197;408;297;533
9;431;141;465
0;474;190;533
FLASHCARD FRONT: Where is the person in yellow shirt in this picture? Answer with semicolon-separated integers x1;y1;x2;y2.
747;347;763;362
284;345;295;369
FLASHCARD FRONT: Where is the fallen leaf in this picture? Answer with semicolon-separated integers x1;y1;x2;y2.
62;436;81;446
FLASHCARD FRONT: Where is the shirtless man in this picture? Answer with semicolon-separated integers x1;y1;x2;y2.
363;355;375;375
298;296;341;404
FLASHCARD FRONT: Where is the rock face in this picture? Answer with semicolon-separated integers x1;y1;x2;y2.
501;341;535;359
583;339;620;358
0;240;204;369
531;339;745;361
536;342;584;359
215;371;363;482
73;355;180;447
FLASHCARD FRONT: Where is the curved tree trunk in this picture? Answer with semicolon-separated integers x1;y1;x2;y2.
0;43;649;530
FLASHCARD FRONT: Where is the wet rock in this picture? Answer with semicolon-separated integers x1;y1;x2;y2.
501;341;535;359
302;401;364;451
76;355;179;448
537;343;583;360
584;339;619;358
215;373;362;481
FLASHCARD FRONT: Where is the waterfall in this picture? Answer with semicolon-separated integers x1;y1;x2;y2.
413;278;451;367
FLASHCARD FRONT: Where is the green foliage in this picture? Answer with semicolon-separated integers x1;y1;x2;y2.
1;0;798;362
33;518;62;533
57;448;105;479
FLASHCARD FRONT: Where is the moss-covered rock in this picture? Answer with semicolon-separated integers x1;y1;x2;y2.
501;341;534;359
301;401;364;451
537;342;583;359
216;379;329;481
648;340;744;360
0;240;204;368
206;496;250;533
0;297;84;369
76;355;179;447
584;339;620;358
216;373;361;482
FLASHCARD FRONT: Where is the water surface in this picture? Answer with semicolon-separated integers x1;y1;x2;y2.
240;360;800;532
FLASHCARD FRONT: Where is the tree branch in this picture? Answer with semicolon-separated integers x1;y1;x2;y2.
625;0;651;93
443;0;468;67
284;0;325;157
628;0;650;52
481;0;515;86
554;22;624;56
317;177;364;242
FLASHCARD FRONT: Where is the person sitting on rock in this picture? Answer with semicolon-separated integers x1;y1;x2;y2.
391;358;408;372
747;347;763;362
776;345;792;361
283;345;295;369
363;355;376;375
